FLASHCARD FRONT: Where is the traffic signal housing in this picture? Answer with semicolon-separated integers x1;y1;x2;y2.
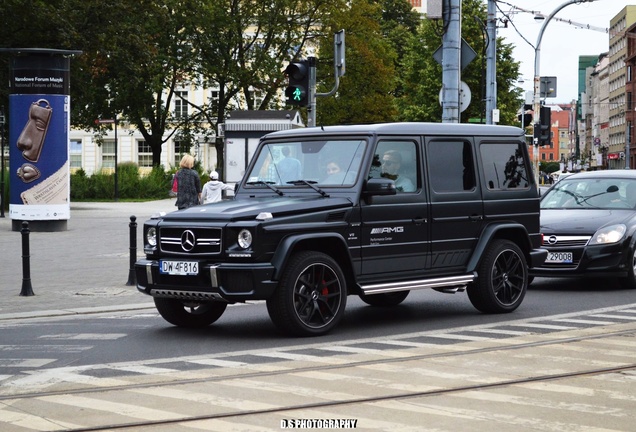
533;106;552;146
284;60;309;106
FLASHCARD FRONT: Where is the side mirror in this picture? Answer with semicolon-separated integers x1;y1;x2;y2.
364;178;397;197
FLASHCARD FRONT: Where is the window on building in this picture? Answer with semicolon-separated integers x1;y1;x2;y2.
102;139;116;169
70;139;82;169
138;140;153;167
174;140;184;167
174;91;188;118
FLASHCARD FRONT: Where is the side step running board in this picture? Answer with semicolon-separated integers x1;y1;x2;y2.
361;273;476;295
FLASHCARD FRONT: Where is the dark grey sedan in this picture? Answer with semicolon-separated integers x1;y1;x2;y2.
531;170;636;288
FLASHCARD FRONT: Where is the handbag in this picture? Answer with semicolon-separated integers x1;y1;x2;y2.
170;172;179;196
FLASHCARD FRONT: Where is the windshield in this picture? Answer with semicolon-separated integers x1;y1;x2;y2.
245;139;366;188
541;177;636;210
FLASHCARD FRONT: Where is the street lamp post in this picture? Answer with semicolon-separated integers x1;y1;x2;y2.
533;0;597;184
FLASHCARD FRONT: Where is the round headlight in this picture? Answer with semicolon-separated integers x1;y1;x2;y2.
238;229;253;249
147;227;157;247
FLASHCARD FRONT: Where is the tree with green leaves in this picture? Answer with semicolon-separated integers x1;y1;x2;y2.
315;0;398;125
0;0;526;174
186;0;341;174
68;0;203;166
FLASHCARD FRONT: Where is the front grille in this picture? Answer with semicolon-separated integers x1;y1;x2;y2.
542;235;590;247
159;227;222;255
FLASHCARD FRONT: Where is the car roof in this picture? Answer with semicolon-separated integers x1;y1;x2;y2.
264;122;524;139
562;170;636;180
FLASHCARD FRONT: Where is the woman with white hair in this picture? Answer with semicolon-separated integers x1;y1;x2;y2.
201;170;233;204
174;154;202;209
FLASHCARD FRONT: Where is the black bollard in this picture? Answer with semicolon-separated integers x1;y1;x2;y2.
20;221;34;296
126;215;137;286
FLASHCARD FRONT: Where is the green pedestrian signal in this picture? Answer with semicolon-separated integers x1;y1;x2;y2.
292;87;302;101
284;60;309;106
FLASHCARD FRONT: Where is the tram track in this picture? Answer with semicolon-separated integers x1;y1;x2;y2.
57;363;636;432
2;324;636;431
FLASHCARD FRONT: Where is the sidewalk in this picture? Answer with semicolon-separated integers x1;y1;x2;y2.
0;199;177;320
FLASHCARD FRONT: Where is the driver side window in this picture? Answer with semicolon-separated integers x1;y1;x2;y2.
369;140;417;193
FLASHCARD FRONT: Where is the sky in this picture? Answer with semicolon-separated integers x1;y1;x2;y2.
494;0;636;104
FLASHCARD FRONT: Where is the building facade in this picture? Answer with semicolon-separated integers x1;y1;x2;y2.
626;21;636;169
608;6;636;168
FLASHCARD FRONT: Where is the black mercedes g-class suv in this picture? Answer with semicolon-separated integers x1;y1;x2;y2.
135;123;546;336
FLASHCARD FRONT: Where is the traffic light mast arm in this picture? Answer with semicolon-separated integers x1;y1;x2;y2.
315;30;345;98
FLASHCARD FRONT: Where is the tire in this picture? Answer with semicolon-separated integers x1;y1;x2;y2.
359;290;409;307
154;298;227;328
266;251;347;336
467;239;528;313
618;247;636;289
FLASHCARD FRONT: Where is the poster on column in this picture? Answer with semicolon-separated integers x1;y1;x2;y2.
8;55;71;221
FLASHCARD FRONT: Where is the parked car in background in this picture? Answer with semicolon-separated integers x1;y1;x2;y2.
532;170;636;288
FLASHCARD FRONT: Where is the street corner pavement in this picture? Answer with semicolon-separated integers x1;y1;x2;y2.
0;198;178;320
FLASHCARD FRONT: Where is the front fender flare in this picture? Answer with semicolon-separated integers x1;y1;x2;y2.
270;233;352;280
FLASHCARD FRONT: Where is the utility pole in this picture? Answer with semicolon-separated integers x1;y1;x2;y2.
485;0;497;124
441;0;461;123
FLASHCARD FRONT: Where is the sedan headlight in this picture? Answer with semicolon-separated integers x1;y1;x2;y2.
238;229;253;249
589;224;626;245
146;227;157;247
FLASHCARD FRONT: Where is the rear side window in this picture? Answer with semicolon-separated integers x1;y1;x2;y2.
480;142;530;190
427;140;476;192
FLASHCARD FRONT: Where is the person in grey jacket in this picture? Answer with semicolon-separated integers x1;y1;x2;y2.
201;170;233;204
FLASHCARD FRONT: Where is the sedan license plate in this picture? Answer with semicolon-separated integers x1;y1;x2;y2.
160;260;199;275
546;252;573;264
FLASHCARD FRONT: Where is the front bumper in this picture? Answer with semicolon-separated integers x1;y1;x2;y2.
135;259;278;302
529;242;628;278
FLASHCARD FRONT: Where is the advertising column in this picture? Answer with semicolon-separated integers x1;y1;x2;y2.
6;49;81;231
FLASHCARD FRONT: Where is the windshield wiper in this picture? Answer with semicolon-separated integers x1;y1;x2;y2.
579;185;619;205
286;180;329;197
245;180;284;196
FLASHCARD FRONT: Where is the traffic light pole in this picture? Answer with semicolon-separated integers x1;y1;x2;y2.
308;56;317;127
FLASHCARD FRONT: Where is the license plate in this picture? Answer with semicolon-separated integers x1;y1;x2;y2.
160;260;199;275
546;252;573;263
